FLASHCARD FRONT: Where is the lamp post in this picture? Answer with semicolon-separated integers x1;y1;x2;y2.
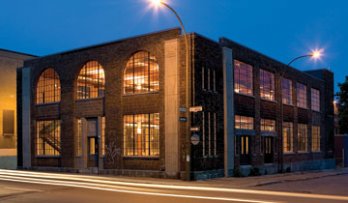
150;0;191;180
278;49;323;172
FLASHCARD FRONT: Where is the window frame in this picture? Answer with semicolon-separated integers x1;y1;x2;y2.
234;60;253;96
297;82;308;109
260;69;275;101
36;68;61;105
311;88;320;112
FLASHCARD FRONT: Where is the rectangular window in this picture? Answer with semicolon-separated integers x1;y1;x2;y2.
297;83;307;108
234;60;253;95
213;70;216;92
283;122;293;153
202;66;205;90
282;78;293;105
239;135;251;165
260;69;275;101
207;68;211;90
235;115;254;130
76;119;82;157
298;124;308;152
312;126;320;152
208;112;211;156
213;113;217;156
36;120;61;156
123;113;160;157
202;112;206;156
261;119;276;132
3;110;15;136
101;117;106;156
311;88;320;112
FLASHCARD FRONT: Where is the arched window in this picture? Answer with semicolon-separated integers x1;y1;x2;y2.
77;61;105;100
36;68;61;104
124;51;159;94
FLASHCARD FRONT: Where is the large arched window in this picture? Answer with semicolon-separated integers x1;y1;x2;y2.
36;68;61;104
124;51;159;94
77;61;105;100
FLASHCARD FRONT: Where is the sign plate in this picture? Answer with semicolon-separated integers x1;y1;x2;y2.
189;106;203;113
191;134;200;145
179;107;187;113
179;117;187;122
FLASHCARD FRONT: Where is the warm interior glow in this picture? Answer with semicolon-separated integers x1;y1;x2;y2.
310;49;323;59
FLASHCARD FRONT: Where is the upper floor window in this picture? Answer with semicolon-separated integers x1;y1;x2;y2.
311;88;320;112
260;69;275;101
261;119;276;132
234;60;253;95
297;83;307;108
124;51;159;94
36;68;61;104
235;115;254;130
282;78;293;105
77;61;105;100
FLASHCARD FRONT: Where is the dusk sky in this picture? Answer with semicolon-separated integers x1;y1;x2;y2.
1;0;347;91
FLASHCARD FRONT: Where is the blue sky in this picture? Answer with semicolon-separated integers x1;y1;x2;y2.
1;0;347;91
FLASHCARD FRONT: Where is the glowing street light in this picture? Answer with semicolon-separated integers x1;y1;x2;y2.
287;49;324;66
148;0;192;181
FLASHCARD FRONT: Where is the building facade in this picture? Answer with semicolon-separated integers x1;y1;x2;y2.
17;28;335;179
0;49;35;169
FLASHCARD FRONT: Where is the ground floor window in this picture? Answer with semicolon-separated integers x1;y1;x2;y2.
283;122;293;153
36;120;61;156
123;113;160;157
312;126;320;152
298;124;308;152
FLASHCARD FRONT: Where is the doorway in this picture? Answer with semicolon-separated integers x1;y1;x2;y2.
87;118;99;168
262;136;274;163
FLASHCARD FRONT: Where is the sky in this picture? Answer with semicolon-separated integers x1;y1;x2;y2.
1;0;347;92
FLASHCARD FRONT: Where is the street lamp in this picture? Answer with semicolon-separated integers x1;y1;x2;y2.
279;48;324;173
287;49;323;66
149;0;192;180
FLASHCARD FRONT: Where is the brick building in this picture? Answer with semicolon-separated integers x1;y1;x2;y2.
17;28;335;179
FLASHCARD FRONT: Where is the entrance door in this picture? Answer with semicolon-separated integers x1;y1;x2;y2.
263;136;273;163
87;119;99;168
240;135;251;165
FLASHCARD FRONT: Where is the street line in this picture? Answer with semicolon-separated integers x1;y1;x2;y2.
0;175;281;203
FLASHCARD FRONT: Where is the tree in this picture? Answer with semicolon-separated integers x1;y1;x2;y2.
337;76;348;134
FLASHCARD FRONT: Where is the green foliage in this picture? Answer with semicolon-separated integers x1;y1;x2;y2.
249;167;261;176
337;76;348;134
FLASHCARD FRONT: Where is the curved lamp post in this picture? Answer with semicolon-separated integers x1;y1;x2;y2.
150;0;191;181
287;49;323;66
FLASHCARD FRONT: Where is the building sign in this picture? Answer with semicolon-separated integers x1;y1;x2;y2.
191;134;200;145
190;126;200;132
179;107;187;113
189;106;203;113
179;117;187;122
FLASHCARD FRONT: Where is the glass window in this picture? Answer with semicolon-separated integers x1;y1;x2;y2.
36;68;61;104
124;51;159;94
261;119;276;132
297;83;307;108
260;69;275;100
282;78;293;105
298;124;308;152
312;126;320;152
235;115;254;130
123;113;160;157
311;88;320;112
36;120;61;156
234;60;253;95
283;122;293;153
77;61;105;100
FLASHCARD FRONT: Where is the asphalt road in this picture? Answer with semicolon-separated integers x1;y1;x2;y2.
0;170;347;203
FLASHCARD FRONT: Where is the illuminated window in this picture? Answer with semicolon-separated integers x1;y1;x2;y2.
235;115;254;130
311;88;320;112
123;113;159;157
297;83;307;108
260;69;275;101
282;78;293;105
298;124;308;152
283;122;293;153
36;68;61;104
36;120;61;156
261;119;276;132
312;126;320;152
77;61;105;100
124;51;159;94
234;60;253;95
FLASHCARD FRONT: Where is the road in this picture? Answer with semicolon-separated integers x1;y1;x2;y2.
0;170;347;203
